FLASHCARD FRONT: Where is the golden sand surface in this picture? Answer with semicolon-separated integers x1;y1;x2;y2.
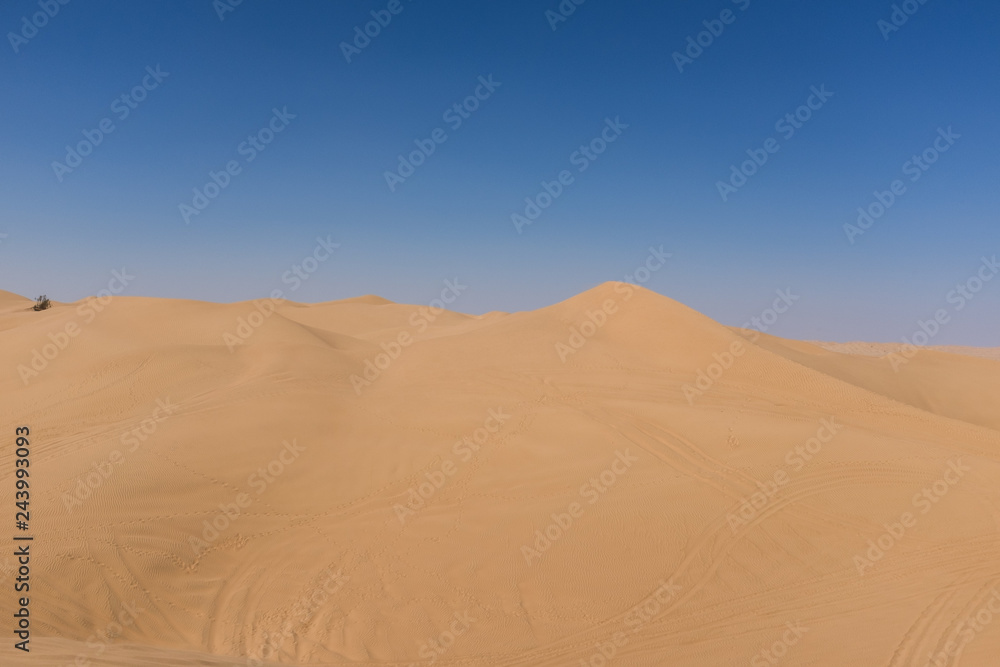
1;284;998;666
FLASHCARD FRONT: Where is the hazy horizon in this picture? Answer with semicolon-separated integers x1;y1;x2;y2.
2;0;997;345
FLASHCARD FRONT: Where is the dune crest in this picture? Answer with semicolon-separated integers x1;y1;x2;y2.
1;285;998;666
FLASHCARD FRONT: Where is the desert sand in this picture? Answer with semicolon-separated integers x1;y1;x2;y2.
1;283;998;666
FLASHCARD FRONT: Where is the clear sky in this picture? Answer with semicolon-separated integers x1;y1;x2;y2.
1;0;997;344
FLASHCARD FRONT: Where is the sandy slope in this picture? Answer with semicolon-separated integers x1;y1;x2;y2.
0;283;998;666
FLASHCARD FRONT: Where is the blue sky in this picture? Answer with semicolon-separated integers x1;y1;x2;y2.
0;0;997;344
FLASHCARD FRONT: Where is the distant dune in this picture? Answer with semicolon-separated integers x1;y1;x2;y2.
1;283;998;666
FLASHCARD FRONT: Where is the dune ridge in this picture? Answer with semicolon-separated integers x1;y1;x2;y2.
1;283;998;666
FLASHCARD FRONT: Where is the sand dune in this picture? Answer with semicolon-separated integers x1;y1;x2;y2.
1;283;998;666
